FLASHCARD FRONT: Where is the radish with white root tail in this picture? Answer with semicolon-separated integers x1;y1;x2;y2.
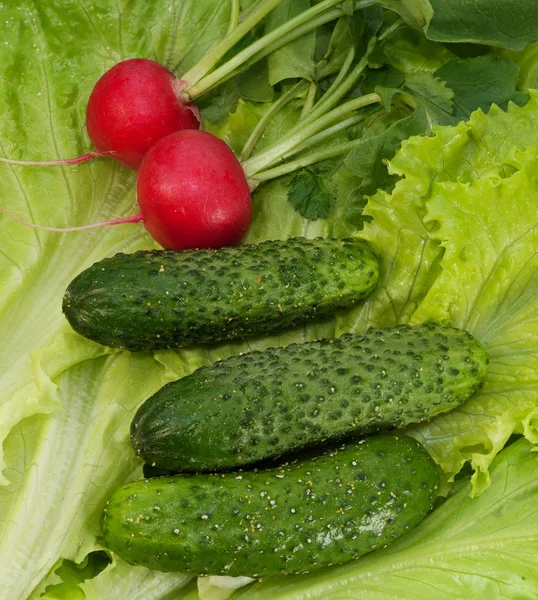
0;0;360;170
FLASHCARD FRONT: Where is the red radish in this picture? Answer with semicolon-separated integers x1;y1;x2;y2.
0;58;200;170
86;59;200;169
1;130;252;251
137;130;252;250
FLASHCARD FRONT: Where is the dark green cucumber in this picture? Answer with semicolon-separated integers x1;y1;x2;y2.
62;237;378;351
103;435;439;577
131;324;488;472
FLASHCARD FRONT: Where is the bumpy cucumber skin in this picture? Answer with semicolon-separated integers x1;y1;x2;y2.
131;324;488;472
103;435;439;577
62;237;378;351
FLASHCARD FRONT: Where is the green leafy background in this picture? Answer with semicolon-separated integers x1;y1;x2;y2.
380;0;538;50
1;1;538;599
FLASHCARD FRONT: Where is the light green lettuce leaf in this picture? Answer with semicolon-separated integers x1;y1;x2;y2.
233;437;538;599
0;343;189;599
0;1;234;598
340;92;538;495
386;93;538;184
337;132;444;333
80;556;193;600
408;146;538;494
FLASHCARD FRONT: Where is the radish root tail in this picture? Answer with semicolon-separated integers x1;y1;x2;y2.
0;151;113;167
0;207;144;232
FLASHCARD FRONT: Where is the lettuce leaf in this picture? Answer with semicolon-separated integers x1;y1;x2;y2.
0;1;234;597
0;3;351;597
338;92;538;495
80;556;193;600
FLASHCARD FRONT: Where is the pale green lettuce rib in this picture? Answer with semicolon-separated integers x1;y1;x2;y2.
80;556;193;600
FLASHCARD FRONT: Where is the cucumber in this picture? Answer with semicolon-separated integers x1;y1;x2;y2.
62;237;378;351
131;324;488;472
103;435;439;577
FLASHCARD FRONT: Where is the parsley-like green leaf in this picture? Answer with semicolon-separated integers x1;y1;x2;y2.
404;70;455;124
344;105;429;194
287;168;335;220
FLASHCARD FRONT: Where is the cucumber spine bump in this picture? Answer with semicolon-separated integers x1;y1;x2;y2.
103;435;439;577
62;237;379;352
131;324;488;473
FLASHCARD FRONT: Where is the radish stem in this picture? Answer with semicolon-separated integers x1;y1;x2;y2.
238;0;264;23
182;0;284;88
194;8;345;97
241;80;308;161
302;36;377;126
227;0;241;34
378;18;404;42
310;46;355;113
187;0;379;99
249;138;365;187
242;92;382;176
280;113;368;161
301;82;318;119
